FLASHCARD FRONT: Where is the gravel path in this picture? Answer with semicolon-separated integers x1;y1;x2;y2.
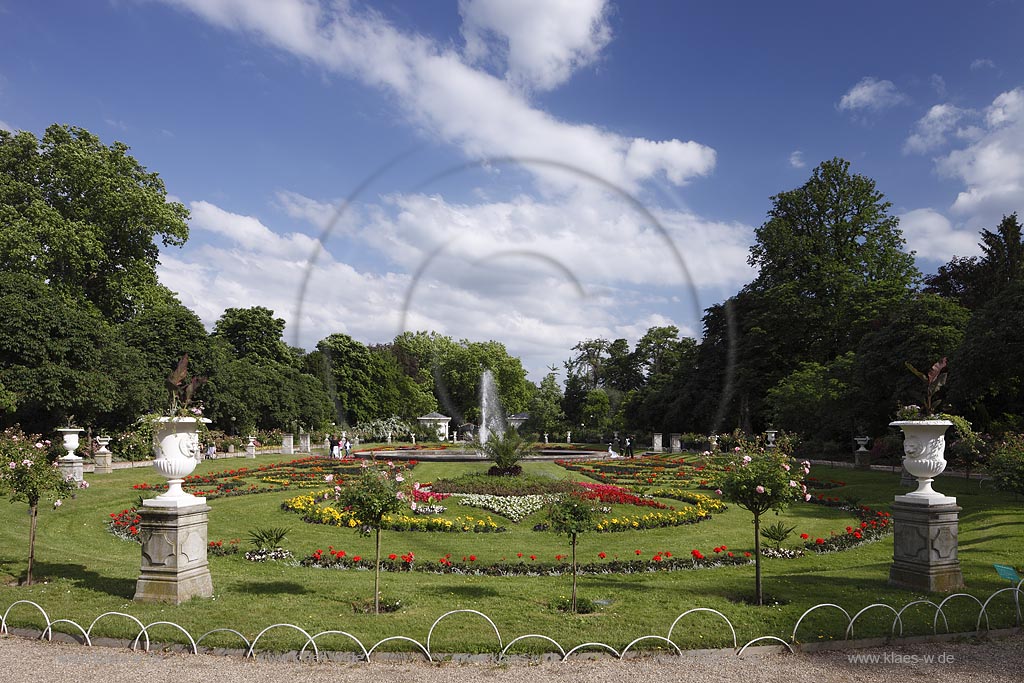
3;633;1022;683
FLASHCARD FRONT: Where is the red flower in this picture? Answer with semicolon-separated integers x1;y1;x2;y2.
727;552;734;557
529;555;536;561
517;552;523;558
598;552;607;559
744;551;751;557
353;555;362;562
388;553;397;560
853;531;862;539
800;533;809;540
635;549;642;555
653;554;662;562
815;538;824;545
664;551;672;558
128;526;137;535
469;555;476;562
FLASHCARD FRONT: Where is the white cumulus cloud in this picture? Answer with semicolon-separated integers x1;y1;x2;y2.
937;88;1024;226
904;104;967;154
838;76;907;113
788;150;805;168
159;0;714;194
898;208;981;260
459;0;611;92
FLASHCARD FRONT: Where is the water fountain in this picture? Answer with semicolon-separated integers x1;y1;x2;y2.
478;369;506;446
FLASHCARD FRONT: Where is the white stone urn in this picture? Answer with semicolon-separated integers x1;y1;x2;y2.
854;436;870;452
148;417;205;508
56;427;84;482
765;430;778;447
890;420;954;504
94;435;113;474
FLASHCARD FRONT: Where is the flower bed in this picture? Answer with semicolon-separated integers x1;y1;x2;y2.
454;493;559;521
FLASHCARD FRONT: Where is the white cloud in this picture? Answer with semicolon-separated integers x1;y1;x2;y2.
0;119;12;132
459;0;611;92
159;0;714;193
971;58;995;71
898;208;981;260
936;88;1024;225
161;192;754;377
930;74;947;97
904;104;966;154
837;76;907;113
788;150;805;168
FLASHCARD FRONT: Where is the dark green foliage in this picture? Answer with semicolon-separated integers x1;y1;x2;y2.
430;473;576;496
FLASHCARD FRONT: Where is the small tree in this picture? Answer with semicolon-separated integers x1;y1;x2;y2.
334;462;406;613
711;438;808;605
987;434;1024;497
547;495;594;613
0;428;83;585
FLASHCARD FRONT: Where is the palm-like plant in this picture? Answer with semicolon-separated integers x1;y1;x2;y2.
477;429;535;476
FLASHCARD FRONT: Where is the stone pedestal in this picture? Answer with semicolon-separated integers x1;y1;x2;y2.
652;433;663;453
282;433;294;455
889;500;964;592
854;452;872;470
94;436;113;474
299;433;310;453
134;502;214;604
669;433;682;453
57;456;84;482
94;452;113;474
245;436;256;459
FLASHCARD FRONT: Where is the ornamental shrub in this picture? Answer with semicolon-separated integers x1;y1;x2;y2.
711;435;809;605
986;434;1024;496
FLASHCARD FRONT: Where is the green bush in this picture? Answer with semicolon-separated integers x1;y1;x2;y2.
986;434;1024;496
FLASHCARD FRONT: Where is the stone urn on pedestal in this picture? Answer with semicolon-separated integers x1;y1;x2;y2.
135;416;213;604
94;435;113;474
888;419;964;592
56;427;84;483
854;436;871;469
245;435;256;458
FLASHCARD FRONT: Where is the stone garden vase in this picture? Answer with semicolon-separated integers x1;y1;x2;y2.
151;417;202;506
889;420;952;502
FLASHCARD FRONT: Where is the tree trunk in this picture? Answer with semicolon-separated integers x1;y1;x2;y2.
570;534;577;613
26;503;38;586
753;512;762;606
374;527;381;614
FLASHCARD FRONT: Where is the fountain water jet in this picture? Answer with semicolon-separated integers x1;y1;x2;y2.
478;369;506;446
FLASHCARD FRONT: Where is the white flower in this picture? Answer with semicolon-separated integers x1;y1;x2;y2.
34;442;45;449
804;494;811;501
396;491;405;500
22;459;33;467
79;480;89;489
789;480;798;487
324;474;334;482
53;499;62;508
395;474;404;483
742;455;751;465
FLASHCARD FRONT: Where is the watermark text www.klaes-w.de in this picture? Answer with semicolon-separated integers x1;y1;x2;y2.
847;652;956;665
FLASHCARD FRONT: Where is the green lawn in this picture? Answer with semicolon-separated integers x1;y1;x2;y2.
0;453;1020;654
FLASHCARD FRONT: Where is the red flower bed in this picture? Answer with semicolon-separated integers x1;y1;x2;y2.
575;482;669;509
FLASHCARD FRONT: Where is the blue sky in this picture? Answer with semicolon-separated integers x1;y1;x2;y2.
2;1;1023;379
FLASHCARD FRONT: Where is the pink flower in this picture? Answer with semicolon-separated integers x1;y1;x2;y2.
324;474;334;482
782;463;790;471
742;455;751;464
789;480;798;487
22;459;32;467
715;489;722;495
395;474;404;482
755;485;765;494
804;494;811;501
734;446;742;452
7;462;15;470
34;442;45;449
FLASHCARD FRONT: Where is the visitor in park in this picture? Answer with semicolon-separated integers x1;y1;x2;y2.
329;434;340;459
626;435;634;458
206;442;216;460
343;436;352;458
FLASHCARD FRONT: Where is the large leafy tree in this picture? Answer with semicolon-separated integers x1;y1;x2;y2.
0;125;189;322
724;158;919;432
924;214;1024;310
213;306;290;365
